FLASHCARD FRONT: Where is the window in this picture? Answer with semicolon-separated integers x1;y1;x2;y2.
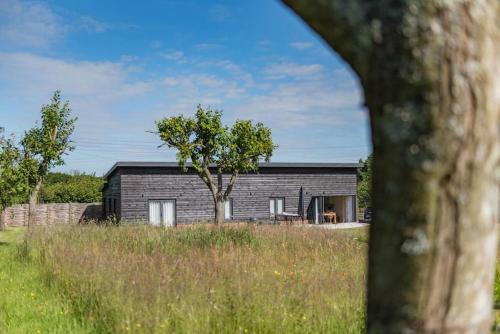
113;199;118;216
224;199;233;220
107;198;112;216
110;198;115;216
149;200;175;227
270;197;284;217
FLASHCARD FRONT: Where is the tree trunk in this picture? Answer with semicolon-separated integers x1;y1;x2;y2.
365;3;500;331
28;179;42;228
0;208;4;231
214;199;225;226
282;0;500;332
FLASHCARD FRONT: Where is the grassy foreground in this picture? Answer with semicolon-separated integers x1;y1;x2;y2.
0;227;90;333
21;224;367;333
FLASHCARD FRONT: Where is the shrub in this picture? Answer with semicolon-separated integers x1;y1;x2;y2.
41;172;103;203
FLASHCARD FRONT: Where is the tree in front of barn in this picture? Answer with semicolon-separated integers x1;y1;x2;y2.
156;105;275;225
357;154;372;209
283;0;499;332
21;91;76;228
0;129;29;230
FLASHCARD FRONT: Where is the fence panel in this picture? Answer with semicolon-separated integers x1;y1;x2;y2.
1;203;102;226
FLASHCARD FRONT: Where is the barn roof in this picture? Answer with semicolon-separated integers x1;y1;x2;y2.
103;161;360;179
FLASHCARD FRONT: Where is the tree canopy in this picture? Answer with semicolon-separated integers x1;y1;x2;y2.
0;130;29;228
357;154;372;209
21;91;77;227
21;91;76;180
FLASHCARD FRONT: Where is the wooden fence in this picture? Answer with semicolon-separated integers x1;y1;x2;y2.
1;203;102;227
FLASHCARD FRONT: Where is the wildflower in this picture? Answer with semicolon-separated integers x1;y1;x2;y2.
274;270;281;276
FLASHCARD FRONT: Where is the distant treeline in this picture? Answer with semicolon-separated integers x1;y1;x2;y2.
41;171;103;203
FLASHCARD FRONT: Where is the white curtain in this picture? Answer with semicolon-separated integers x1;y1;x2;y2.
224;200;232;219
149;201;161;226
269;199;275;216
276;198;284;214
162;200;175;227
345;196;354;222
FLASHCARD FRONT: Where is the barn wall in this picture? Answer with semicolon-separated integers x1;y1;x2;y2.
118;167;357;224
102;171;121;219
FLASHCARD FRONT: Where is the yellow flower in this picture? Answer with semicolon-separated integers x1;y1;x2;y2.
274;270;281;276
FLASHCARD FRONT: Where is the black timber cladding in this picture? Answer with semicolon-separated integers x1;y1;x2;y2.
102;162;359;223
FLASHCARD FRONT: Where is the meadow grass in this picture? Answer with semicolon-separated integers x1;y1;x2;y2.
0;227;91;334
23;224;368;333
4;224;500;333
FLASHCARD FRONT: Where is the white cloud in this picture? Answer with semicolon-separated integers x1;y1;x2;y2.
155;62;361;130
195;43;223;51
258;40;272;46
0;52;148;100
0;0;65;48
209;4;231;21
161;73;246;106
0;52;151;141
215;60;241;73
78;16;108;33
0;0;110;49
290;41;313;50
214;60;254;85
263;62;323;79
151;40;162;49
158;50;187;63
236;80;362;128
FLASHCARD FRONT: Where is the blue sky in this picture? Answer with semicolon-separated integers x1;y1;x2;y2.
0;0;371;175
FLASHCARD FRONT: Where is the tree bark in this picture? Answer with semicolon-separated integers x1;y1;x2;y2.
28;178;42;228
0;208;5;231
214;198;225;226
282;0;500;332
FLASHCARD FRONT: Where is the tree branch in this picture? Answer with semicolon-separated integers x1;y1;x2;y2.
201;159;217;200
281;0;373;81
217;172;223;196
223;172;238;200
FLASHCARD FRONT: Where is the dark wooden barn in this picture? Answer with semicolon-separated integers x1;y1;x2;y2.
101;162;359;226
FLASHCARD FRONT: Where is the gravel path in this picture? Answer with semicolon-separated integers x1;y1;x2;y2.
308;222;369;229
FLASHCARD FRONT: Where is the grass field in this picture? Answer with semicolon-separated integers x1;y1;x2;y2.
1;224;367;333
5;223;498;333
0;228;90;334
